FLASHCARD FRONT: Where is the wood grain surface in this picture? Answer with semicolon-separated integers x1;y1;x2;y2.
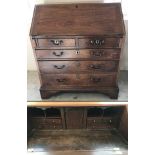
30;3;125;36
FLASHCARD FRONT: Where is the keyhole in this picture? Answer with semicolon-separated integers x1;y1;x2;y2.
75;5;78;8
76;51;79;54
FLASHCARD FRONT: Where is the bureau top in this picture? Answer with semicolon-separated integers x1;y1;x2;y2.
30;3;125;37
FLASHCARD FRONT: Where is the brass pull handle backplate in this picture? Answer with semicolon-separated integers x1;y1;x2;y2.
56;79;66;83
50;39;63;45
53;51;64;56
54;65;65;69
90;39;104;46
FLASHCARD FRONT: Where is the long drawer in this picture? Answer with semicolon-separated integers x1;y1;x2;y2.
87;117;118;129
41;73;117;88
35;49;121;60
38;60;119;74
31;117;63;129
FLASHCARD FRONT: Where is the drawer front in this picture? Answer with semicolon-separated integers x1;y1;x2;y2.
41;73;117;88
31;118;62;129
87;117;116;129
37;38;75;48
36;49;78;59
45;118;62;125
80;61;119;73
79;38;120;48
38;61;119;74
35;49;121;60
38;61;76;74
79;49;120;60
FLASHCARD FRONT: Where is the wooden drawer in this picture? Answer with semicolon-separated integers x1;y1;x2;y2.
35;49;121;60
31;118;62;129
41;73;117;88
45;118;62;125
37;38;75;48
79;38;120;48
79;49;120;60
38;61;119;74
87;117;117;129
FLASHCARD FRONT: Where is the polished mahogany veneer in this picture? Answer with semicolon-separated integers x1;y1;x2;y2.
30;3;125;99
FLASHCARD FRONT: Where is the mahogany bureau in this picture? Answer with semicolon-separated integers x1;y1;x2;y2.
30;3;125;99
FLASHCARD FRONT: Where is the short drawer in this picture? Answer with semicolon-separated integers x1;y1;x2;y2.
41;73;117;88
35;49;77;59
38;60;119;74
37;38;75;48
35;49;121;60
45;118;62;125
79;38;120;48
87;117;117;129
31;118;62;129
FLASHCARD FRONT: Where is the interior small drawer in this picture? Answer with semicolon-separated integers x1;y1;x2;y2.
31;118;62;129
45;118;62;125
87;117;114;124
37;38;75;48
78;37;120;48
87;117;116;129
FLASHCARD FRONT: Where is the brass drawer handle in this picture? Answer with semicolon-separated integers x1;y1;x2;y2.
91;77;102;83
54;65;65;69
50;39;63;45
56;78;66;83
53;51;64;56
90;51;104;57
89;64;104;70
90;39;104;46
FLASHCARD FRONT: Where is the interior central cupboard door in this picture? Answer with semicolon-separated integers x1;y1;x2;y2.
65;108;85;129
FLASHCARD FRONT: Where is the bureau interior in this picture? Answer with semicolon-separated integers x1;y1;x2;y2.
27;105;128;152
